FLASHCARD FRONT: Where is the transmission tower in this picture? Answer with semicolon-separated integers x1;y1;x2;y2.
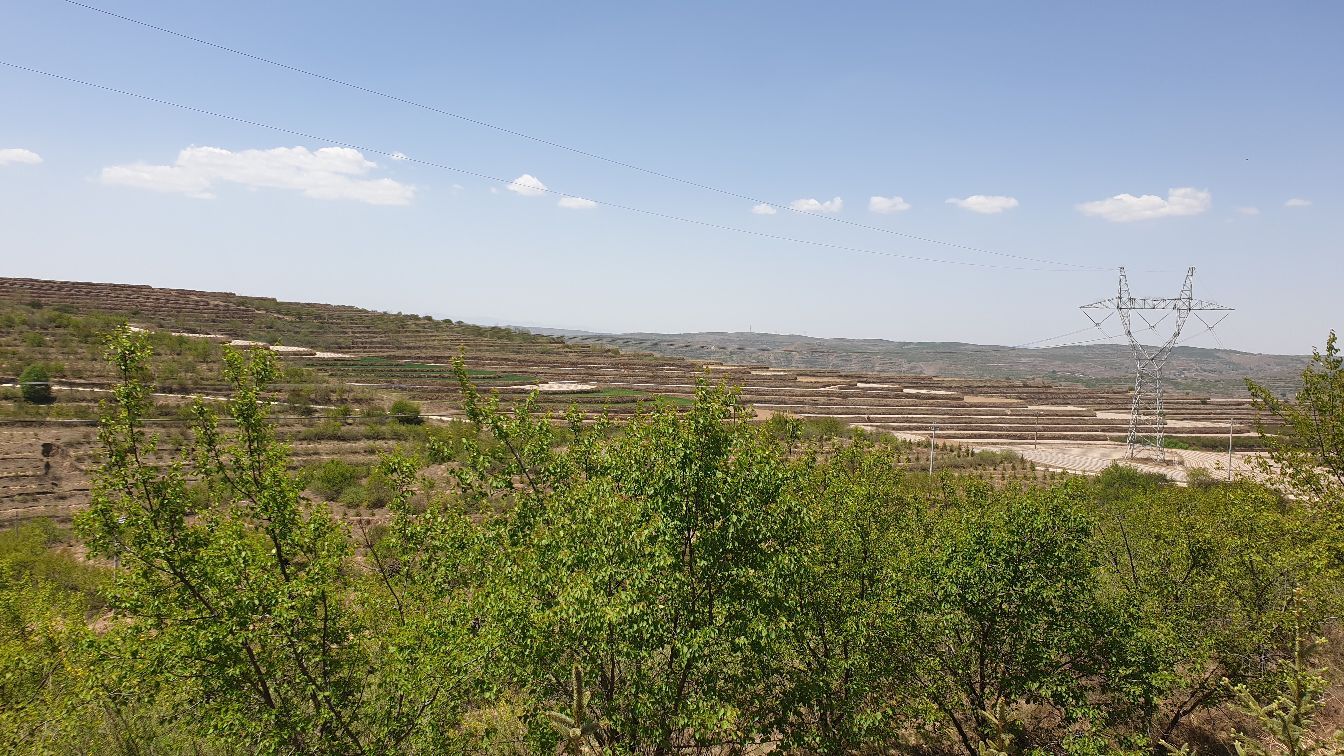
1081;267;1232;460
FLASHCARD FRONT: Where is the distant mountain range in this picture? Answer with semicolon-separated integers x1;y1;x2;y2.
526;329;1309;396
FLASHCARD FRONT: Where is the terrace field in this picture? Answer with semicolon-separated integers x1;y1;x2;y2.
1;276;1278;522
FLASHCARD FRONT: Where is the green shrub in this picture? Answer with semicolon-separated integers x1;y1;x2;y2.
765;414;848;440
0;522;106;748
390;399;423;425
422;420;479;464
938;449;1022;469
1186;466;1218;488
18;364;54;404
305;459;369;501
0;520;107;610
335;467;398;509
299;418;349;440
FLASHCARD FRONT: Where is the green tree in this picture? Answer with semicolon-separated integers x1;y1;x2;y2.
423;361;805;753
1231;595;1343;756
1248;330;1344;505
907;483;1122;755
74;326;461;754
769;439;917;752
17;364;53;404
1088;466;1336;750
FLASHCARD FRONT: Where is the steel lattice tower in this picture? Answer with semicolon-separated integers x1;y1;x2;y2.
1081;267;1232;460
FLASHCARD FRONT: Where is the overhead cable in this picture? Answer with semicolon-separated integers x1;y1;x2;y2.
1;59;1101;273
58;0;1108;272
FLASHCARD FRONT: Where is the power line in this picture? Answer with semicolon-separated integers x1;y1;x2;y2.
60;0;1107;272
0;59;1098;274
0;414;445;426
1011;323;1107;349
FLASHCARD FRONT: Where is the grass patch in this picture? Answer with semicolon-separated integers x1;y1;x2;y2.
1110;435;1269;452
592;388;694;407
596;388;648;398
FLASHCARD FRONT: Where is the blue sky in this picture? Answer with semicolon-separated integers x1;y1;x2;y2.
2;1;1340;354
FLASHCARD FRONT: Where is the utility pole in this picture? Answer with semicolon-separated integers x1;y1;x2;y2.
1081;267;1232;460
1227;418;1234;481
929;423;938;475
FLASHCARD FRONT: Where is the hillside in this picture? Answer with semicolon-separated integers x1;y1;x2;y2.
0;276;702;522
0;276;1285;523
548;330;1309;395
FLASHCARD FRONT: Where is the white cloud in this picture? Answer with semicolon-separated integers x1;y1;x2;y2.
0;148;43;166
1235;206;1260;216
506;173;547;197
1076;187;1211;222
789;196;843;214
100;146;413;205
557;196;597;209
750;203;778;215
946;194;1018;214
868;195;911;214
1285;197;1312;208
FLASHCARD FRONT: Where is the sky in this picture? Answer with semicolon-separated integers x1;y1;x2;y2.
2;1;1341;355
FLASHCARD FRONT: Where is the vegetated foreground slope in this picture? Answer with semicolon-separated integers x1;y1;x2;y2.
6;325;1343;754
1;276;1275;522
553;329;1309;394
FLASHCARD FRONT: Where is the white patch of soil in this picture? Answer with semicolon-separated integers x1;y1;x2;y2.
512;381;597;393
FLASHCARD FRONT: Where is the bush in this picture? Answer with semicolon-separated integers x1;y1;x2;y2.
285;388;317;416
0;520;107;609
1186;466;1218;488
390;398;423;425
338;470;397;509
764;414;847;440
18;364;54;404
304;459;369;501
298;419;349;441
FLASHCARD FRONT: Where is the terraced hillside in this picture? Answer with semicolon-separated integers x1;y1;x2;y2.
551;330;1309;395
1;276;1279;521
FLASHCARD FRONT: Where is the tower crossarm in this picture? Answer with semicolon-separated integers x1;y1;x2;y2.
1081;297;1232;311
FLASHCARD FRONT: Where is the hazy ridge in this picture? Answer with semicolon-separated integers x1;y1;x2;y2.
532;329;1310;395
